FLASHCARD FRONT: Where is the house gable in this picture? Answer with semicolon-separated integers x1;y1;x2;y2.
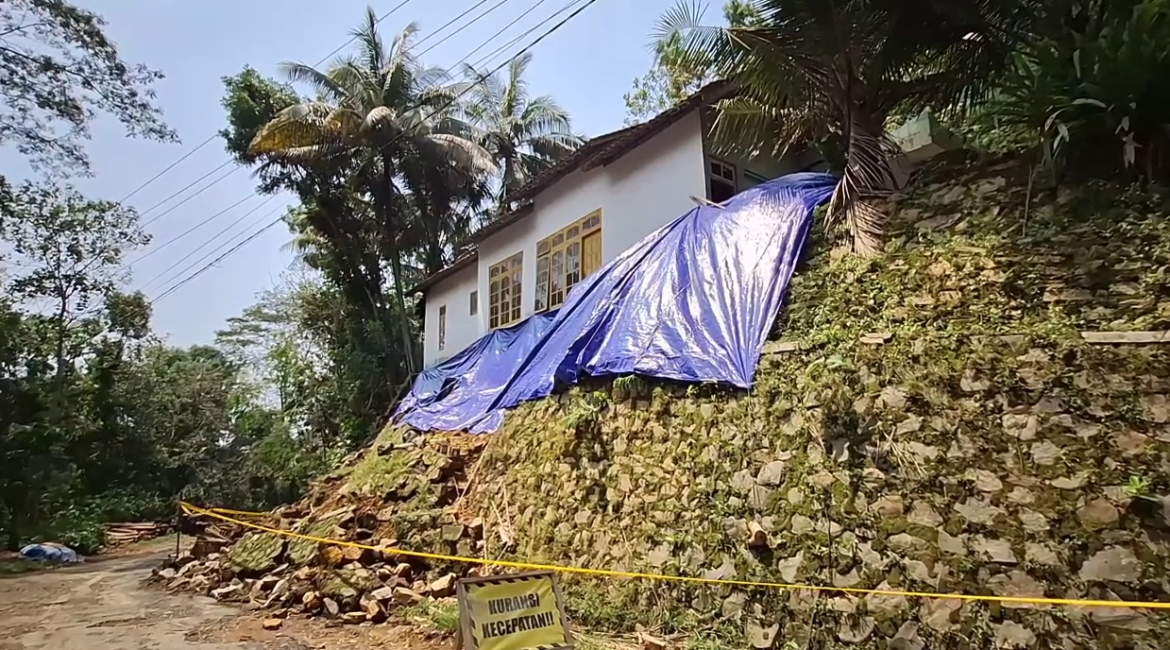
471;109;709;343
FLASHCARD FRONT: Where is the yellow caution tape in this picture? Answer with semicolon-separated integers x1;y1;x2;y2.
180;502;1170;610
209;507;273;517
185;506;272;518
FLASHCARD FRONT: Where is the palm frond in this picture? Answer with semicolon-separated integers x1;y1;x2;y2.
278;62;349;101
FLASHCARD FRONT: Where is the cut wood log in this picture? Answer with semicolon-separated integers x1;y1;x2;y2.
1080;330;1170;345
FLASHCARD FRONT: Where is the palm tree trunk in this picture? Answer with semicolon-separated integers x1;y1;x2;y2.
831;105;897;256
380;153;418;374
497;153;516;214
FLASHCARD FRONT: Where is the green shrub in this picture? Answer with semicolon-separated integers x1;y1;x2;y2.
966;0;1170;181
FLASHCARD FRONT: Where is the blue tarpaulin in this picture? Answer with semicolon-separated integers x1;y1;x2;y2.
396;172;837;433
19;543;80;563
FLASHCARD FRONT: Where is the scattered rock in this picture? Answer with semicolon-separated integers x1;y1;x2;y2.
889;621;924;650
955;497;1005;525
871;495;904;518
937;531;968;556
1025;543;1061;567
1050;475;1086;489
722;592;747;617
920;598;962;633
730;469;756;494
967;469;1004;492
887;533;929;555
907;502;943;527
323;597;340;618
1079;546;1143;583
262;618;283;631
993;621;1036;649
1006;487;1035;505
878;386;907;410
211;584;243;600
341;611;366;624
987;570;1046;608
1029;440;1063;466
1017;508;1049;533
756;460;786;486
1085;603;1151;631
776;551;803;582
972;537;1017;564
790;515;815;535
428;573;457;597
1002;414;1038;440
392;587;425;605
1077;498;1120;530
837;616;876;643
745;619;779;649
865;582;908;615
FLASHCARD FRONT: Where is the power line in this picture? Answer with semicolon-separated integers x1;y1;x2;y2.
469;0;587;69
127;194;261;268
370;0;601;162
123;0;534;268
412;0;493;50
415;0;516;59
116;0;421;206
150;0;603;304
139;162;236;226
139;197;283;292
457;0;559;66
152;216;287;303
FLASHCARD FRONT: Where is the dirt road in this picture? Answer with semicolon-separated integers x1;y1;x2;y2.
0;545;444;650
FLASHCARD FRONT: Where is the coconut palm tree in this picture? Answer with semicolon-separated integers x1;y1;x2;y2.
657;0;1038;254
459;52;583;212
249;7;496;372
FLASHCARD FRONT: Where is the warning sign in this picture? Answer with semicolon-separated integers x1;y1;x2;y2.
457;571;573;650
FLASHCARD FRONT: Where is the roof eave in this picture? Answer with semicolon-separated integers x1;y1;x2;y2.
409;251;478;295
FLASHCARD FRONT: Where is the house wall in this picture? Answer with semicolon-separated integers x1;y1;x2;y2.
420;108;817;366
698;108;825;190
472;110;709;340
422;262;479;366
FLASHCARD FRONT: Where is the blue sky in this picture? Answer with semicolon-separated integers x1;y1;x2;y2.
4;0;679;346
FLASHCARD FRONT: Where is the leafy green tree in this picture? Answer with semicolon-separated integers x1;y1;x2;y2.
0;0;176;174
623;0;759;123
0;181;149;376
966;0;1170;182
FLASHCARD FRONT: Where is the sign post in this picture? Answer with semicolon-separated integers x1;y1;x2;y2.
456;571;574;650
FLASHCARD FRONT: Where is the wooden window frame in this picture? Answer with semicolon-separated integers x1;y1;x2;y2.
708;157;738;201
437;305;447;351
535;210;602;313
488;251;523;330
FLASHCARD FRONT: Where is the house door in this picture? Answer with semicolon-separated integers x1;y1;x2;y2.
582;230;602;276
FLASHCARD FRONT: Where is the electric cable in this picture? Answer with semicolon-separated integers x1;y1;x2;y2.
116;0;421;205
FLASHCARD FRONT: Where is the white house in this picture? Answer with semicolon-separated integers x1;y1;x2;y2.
412;82;824;366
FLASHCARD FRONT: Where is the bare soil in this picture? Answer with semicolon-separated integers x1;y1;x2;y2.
0;540;447;650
